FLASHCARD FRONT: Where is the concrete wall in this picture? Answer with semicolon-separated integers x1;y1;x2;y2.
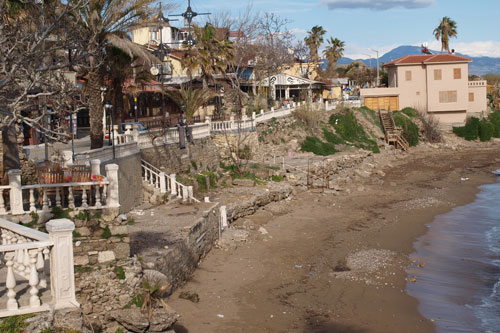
397;64;428;111
101;153;142;214
426;63;468;113
468;82;488;114
141;138;220;174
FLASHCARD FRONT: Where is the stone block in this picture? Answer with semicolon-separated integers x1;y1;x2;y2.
111;243;130;259
98;250;116;263
74;255;89;266
110;225;128;235
75;227;91;237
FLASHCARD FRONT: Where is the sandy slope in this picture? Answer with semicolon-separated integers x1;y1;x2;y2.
168;146;500;333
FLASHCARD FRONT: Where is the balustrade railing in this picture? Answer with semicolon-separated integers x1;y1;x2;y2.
0;218;78;317
140;160;199;203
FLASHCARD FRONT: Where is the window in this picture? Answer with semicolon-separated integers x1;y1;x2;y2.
453;68;462;80
469;92;475;102
405;70;412;81
434;69;442;80
439;91;458;103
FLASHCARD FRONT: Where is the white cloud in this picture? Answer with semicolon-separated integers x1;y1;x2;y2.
288;28;308;36
320;0;434;11
422;40;500;58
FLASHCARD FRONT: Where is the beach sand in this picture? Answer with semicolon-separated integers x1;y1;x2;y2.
168;146;500;333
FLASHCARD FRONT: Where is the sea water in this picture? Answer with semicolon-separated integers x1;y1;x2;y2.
407;171;500;333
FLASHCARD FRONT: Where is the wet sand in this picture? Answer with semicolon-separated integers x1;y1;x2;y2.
168;146;500;333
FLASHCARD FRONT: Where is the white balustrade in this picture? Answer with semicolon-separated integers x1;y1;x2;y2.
0;218;78;317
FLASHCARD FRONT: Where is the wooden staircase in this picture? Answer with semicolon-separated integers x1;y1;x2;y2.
378;110;409;152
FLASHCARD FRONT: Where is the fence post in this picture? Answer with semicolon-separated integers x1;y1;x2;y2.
105;164;120;209
46;218;79;310
8;169;24;215
182;186;188;202
170;174;177;196
91;159;101;176
159;172;167;193
260;109;264;115
188;186;194;202
112;125;120;145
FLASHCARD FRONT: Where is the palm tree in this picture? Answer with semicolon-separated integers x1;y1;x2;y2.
433;17;458;54
304;25;326;63
164;86;216;123
323;37;345;75
182;23;234;89
74;0;156;149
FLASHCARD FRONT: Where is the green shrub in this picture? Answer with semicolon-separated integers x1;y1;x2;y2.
488;112;500;138
479;118;494;142
393;112;419;146
194;174;208;192
453;117;480;140
400;107;418;118
301;136;337;156
51;207;71;219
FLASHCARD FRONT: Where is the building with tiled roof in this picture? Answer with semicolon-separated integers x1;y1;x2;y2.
361;54;487;124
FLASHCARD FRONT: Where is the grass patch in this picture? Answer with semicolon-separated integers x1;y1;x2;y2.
301;136;337;156
265;166;280;171
323;128;345;145
271;175;283;182
0;314;34;332
75;265;92;273
113;266;125;280
101;226;112;239
76;211;90;221
72;231;81;238
393;112;419;146
51;207;71;219
400;107;418;118
329;110;380;153
127;219;135;225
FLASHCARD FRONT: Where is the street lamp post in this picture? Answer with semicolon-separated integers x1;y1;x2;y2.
370;49;380;87
104;101;115;160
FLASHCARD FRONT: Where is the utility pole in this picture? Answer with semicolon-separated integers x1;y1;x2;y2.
370;49;379;87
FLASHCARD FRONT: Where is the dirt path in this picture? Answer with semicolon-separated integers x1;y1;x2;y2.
168;147;500;333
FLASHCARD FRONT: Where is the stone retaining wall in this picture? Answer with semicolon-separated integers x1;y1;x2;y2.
73;216;130;266
141;138;220;174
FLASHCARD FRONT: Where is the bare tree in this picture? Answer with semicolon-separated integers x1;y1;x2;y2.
0;0;90;170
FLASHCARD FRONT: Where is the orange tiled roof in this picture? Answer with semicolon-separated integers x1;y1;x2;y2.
384;54;472;67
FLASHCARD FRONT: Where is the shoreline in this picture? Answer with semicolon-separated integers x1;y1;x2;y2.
168;146;500;333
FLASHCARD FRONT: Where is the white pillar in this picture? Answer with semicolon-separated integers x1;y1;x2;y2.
91;159;101;176
8;169;24;215
105;164;120;209
182;186;188;202
285;87;290;99
46;218;79;310
252;112;256;120
188;186;194;203
260;109;264;115
220;206;228;230
159;172;167;193
132;124;139;142
170;174;177;196
112;125;119;144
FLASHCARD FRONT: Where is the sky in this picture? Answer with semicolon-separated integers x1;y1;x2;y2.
174;0;500;59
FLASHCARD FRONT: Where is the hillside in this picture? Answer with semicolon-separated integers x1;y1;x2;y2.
336;45;500;75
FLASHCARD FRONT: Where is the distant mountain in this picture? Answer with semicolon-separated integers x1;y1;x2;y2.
336;45;500;75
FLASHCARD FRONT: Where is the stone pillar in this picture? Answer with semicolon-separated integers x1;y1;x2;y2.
271;107;274;113
91;159;101;176
260;109;264;115
325;101;329;110
159;172;167;193
252;112;256;120
105;164;120;209
170;174;177;196
112;125;119;144
132;124;139;143
285;86;290;99
124;124;132;134
8;169;24;215
46;218;79;310
220;206;228;230
182;186;188;202
188;186;194;203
